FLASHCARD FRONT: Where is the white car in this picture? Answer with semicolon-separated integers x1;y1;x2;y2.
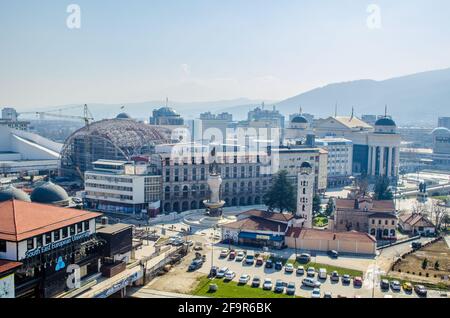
284;263;294;273
390;280;401;291
224;271;236;281
311;288;321;298
302;277;321;288
236;251;245;262
216;267;229;278
307;267;316;277
263;278;273;290
220;249;229;258
239;274;250;284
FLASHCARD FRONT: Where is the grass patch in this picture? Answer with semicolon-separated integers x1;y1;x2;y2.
191;276;296;298
431;195;449;201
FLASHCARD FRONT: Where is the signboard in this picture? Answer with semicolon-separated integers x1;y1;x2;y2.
0;274;15;298
25;232;92;259
255;235;271;240
94;269;143;298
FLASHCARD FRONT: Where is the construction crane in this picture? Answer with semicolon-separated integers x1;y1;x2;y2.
19;104;94;127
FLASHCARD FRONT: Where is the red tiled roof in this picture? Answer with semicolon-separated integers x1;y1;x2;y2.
239;209;294;222
0;200;102;241
286;228;376;243
399;213;435;228
222;216;288;233
0;260;22;274
368;212;397;219
335;198;395;212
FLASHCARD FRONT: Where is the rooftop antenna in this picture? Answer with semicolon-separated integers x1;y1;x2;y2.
385;104;388;117
351;106;354;120
165;97;169;107
262;101;265;110
334;102;338;117
299;106;303;115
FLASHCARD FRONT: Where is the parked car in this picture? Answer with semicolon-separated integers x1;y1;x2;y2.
209;266;218;277
236;251;245;262
275;261;283;271
324;292;333;298
284;263;294;273
307;267;316;277
414;285;428;297
245;253;255;265
229;251;236;260
302;277;321;288
286;282;296;295
318;268;327;280
186;240;194;246
220;249;229;258
402;282;413;292
265;259;273;269
239;274;250;284
224;271;236;281
342;274;351;284
263;278;273;290
297;253;311;263
296;266;305;276
256;257;264;266
274;280;285;293
188;259;203;271
216;267;229;278
251;276;261;288
412;242;422;249
390;280;401;291
328;250;339;258
330;271;340;282
380;279;390;290
353;277;363;287
311;288;321;298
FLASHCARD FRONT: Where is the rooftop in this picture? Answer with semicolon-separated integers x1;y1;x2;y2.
286;228;376;243
0;260;22;274
239;209;294;223
0;200;101;241
221;216;288;233
97;223;133;235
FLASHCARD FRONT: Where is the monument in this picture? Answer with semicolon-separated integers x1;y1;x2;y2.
203;147;225;217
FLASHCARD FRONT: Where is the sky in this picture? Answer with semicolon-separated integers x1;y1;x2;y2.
1;0;450;109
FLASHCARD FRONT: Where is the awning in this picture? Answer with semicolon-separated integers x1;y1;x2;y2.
238;232;284;242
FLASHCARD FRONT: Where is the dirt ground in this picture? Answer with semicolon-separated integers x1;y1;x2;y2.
392;239;450;283
142;235;211;294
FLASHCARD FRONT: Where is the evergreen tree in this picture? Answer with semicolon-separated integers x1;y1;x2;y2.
374;176;393;200
325;198;334;216
313;194;322;215
263;170;296;213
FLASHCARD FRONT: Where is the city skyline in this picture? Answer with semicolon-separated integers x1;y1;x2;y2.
1;0;450;108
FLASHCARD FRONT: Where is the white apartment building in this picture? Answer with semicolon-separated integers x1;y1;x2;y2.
84;160;161;215
315;137;353;188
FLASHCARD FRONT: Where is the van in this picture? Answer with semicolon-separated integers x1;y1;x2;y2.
245;251;255;265
318;268;327;280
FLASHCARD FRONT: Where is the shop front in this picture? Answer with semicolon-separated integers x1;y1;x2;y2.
238;232;285;249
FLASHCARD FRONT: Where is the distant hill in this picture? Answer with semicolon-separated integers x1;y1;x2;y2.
270;68;450;125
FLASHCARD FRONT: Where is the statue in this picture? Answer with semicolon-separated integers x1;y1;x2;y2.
203;146;225;217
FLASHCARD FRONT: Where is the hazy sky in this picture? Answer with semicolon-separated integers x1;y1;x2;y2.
1;0;450;109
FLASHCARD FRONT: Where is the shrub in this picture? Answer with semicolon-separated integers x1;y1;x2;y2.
419;272;422;276
434;261;440;270
426;273;429;277
422;258;428;270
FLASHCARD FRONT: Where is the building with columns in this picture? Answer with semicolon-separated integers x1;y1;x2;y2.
314;114;401;181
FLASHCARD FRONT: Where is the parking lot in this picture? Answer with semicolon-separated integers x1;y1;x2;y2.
195;248;446;298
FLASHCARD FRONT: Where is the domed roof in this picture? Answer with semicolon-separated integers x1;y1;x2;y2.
155;107;179;116
30;182;69;205
375;117;396;126
0;186;31;202
300;161;312;169
116;113;132;119
291;116;308;124
431;127;450;135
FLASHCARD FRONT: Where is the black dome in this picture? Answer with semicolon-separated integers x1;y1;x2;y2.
0;186;31;202
375;117;396;126
30;182;69;205
292;116;308;124
300;162;312;169
116;113;132;119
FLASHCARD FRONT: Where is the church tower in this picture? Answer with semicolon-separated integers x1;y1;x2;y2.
294;161;314;229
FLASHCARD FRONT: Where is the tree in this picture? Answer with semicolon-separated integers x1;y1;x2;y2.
325;198;334;216
263;170;296;213
422;258;428;270
434;261;440;270
374;176;393;200
430;200;448;231
313;194;321;215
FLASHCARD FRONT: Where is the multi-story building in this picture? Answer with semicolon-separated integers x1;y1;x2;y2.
315;137;353;188
271;146;328;193
247;105;285;129
1;107;29;131
438;117;450;130
199;112;233;143
430;127;450;170
84;160;161;215
149;107;184;126
314;115;401;180
150;144;273;213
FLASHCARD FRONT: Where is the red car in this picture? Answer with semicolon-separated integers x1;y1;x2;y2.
353;277;363;287
255;257;264;266
229;251;236;260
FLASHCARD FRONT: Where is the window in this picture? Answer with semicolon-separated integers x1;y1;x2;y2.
62;227;68;238
0;240;6;253
77;223;83;233
27;238;34;251
391;220;395;226
45;232;52;244
83;221;89;232
371;219;375;225
54;230;60;241
70;225;76;236
36;235;43;248
385;220;388;225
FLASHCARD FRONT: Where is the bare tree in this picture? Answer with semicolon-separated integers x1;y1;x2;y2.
431;200;449;231
412;201;428;216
